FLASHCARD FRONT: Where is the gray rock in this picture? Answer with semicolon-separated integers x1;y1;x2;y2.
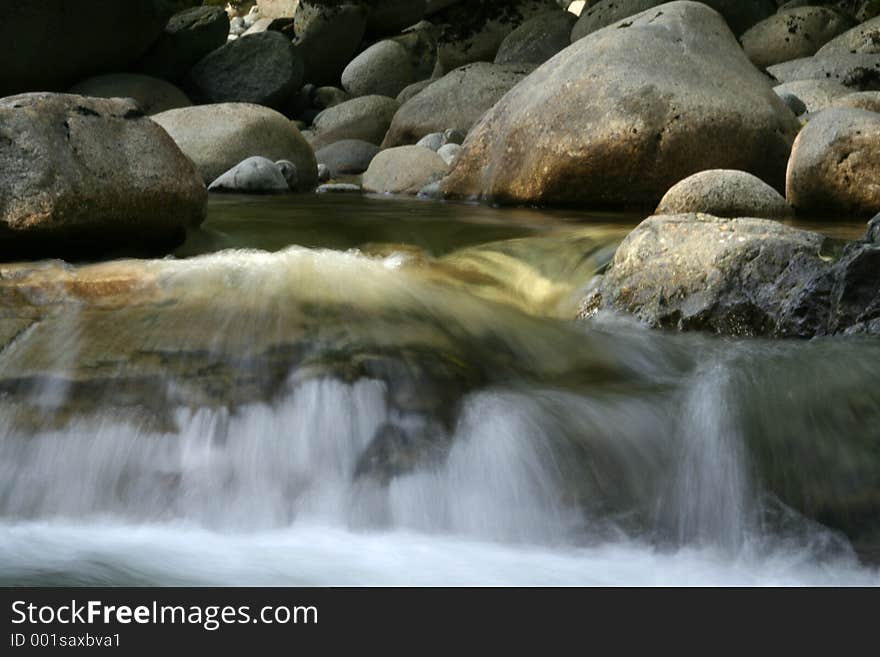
208;156;292;194
311;95;400;150
363;145;450;194
0;93;206;258
341;40;416;98
382;62;531;147
396;80;432;104
495;9;577;66
139;6;230;83
69;74;191;116
152;103;318;190
294;2;368;85
230;17;247;37
317;163;331;182
828;90;880;112
441;2;800;207
775;90;807;115
417;132;444;151
190;31;304;108
773;79;852;113
656;170;793;218
317;183;363;193
257;0;301;19
313;86;351;109
786;107;880;217
441;128;466;145
418;180;443;198
437;143;462;165
315;139;381;175
571;0;776;41
817;15;880;56
365;0;427;37
767;53;880;89
0;1;171;95
275;160;299;189
740;7;854;69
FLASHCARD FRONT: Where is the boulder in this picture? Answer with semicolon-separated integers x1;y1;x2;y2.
767;53;880;89
313;86;351;109
417;132;444;151
392;23;440;81
656;170;793;218
152;103;317;189
828;90;880;112
432;0;560;73
208;156;292;193
441;2;800;207
315;139;381;175
362;145;449;194
786;108;880;216
382;62;531;147
585;214;831;337
257;0;301;19
294;2;368;85
776;90;807;115
69;74;191;115
310;95;399;150
773;79;852;113
817;15;880;56
437;143;462;165
571;0;776;41
138;5;230;83
740;7;854;69
341;40;416;98
0;93;206;258
494;9;577;66
189;31;304;108
396;80;433;104
0;1;171;95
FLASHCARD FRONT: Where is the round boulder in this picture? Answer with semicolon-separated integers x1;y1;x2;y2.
341;40;416;98
152;103;318;190
0;93;206;259
363;145;449;194
656;170;793;218
786;107;880;216
69;74;191;115
494;9;577;66
817;15;880;56
208;156;292;193
138;5;230;82
740;7;854;69
310;95;400;150
294;2;368;85
189;31;304;108
315;139;381;175
441;2;800;207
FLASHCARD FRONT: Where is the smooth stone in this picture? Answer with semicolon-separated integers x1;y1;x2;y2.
656;170;793;218
152;103;318;189
311;95;400;150
495;9;577;66
437;143;462;166
396;80;432;104
417;132;444;151
69;74;191;115
139;6;230;82
341;40;416;98
294;2;368;85
208;156;291;193
773;79;852;113
313;87;351;109
315;139;381;175
362;145;449;194
316;183;363;193
740;7;854;69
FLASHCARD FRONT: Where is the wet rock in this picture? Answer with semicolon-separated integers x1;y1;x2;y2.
310;95;399;150
189;31;304;108
341;40;415;98
153;103;318;189
363;146;449;194
768;53;880;89
441;2;799;207
294;2;368;85
571;0;776;41
382;62;530;147
69;74;191;116
355;421;449;484
138;6;230;83
773;79;852;113
817;15;880;56
740;7;854;69
208;156;292;194
0;93;206;259
656;170;793;219
786;108;880;217
494;9;577;66
0;1;172;95
315;139;381;175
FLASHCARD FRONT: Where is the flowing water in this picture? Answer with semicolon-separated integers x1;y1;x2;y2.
0;195;877;586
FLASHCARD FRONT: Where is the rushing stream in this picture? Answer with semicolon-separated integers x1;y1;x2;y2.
0;195;877;586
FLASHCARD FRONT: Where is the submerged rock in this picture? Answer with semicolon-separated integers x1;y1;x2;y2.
0;93;206;259
817;15;880;56
341;40;416;98
656;170;793;219
441;2;799;207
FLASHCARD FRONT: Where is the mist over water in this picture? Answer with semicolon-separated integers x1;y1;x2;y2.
0;198;877;586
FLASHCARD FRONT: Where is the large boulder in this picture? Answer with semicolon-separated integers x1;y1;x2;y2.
294;2;368;85
786;108;880;217
189;31;304;108
0;1;172;95
362;145;449;194
0;93;206;258
656;170;793;218
382;62;531;147
494;10;577;66
740;7;855;69
341;40;416;98
152;103;318;189
315;139;381;175
138;5;231;83
310;95;399;150
441;2;800;207
767;53;880;89
571;0;776;41
69;74;191;115
817;15;880;56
